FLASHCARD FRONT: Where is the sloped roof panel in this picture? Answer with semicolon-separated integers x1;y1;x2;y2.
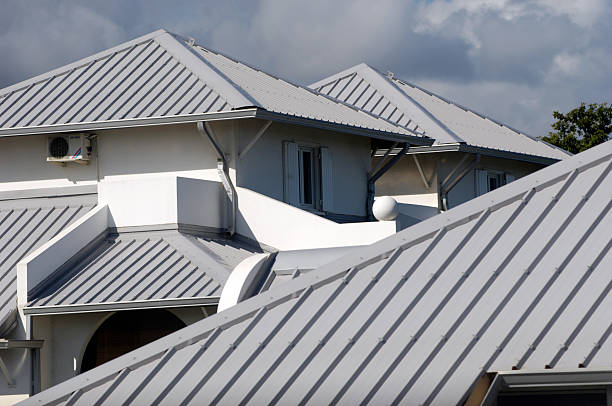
0;30;430;145
0;32;230;130
26;230;260;313
0;194;96;336
310;63;571;161
22;140;612;405
185;44;423;136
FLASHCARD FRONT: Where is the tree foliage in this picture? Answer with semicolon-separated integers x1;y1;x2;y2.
541;102;612;154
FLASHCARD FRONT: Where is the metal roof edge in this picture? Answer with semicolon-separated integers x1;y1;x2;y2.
0;185;97;202
389;76;564;148
255;109;434;146
0;109;259;137
0;29;169;99
376;143;560;165
158;32;257;108
24;296;220;316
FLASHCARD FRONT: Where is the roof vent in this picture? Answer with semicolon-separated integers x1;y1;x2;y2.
386;71;395;79
187;37;195;46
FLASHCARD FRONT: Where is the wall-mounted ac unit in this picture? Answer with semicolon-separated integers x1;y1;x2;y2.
47;134;91;164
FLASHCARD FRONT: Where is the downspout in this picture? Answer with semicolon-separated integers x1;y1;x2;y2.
367;142;410;220
197;121;236;236
439;153;481;211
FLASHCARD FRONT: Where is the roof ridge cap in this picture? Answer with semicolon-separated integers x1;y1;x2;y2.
360;65;464;143
155;32;257;108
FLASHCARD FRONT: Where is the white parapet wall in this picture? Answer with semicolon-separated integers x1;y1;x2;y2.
16;205;109;307
236;187;396;250
98;176;225;229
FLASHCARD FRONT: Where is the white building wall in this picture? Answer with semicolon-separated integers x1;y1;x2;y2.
0;319;32;405
373;153;439;221
374;151;546;218
442;153;544;209
0;120;373;220
0;123;220;193
236;120;371;218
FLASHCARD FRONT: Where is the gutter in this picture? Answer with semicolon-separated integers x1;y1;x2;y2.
0;108;433;146
374;143;562;166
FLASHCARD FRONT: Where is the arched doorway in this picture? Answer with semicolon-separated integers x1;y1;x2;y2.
81;309;186;372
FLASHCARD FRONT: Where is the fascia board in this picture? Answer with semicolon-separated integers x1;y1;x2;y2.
24;297;220;316
0;109;259;137
255;109;434;146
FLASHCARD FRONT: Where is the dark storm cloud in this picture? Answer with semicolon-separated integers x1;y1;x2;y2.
0;0;610;137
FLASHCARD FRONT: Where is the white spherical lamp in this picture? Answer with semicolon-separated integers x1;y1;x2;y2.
373;196;399;221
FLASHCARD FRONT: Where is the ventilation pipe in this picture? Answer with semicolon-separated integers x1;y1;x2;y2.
197;121;236;236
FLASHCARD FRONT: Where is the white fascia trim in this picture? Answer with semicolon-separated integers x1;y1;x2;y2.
24;297;220;316
17;205;109;306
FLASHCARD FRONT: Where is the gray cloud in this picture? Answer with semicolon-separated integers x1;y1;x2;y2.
0;0;610;137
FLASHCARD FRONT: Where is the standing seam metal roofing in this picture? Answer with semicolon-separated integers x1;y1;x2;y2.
26;230;261;314
0;194;96;336
309;63;571;162
21;139;612;405
0;30;430;145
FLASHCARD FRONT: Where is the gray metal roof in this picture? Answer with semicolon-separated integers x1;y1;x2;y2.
0;30;431;146
20;139;612;405
26;229;261;315
259;246;362;293
310;63;571;162
0;194;96;336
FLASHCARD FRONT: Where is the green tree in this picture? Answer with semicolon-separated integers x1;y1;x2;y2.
541;102;612;154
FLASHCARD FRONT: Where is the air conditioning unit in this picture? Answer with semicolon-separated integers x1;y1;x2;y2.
47;134;91;164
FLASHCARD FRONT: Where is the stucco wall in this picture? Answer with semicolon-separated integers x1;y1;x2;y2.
0;318;31;404
0;120;372;219
0;123;219;193
442;153;545;209
235;120;371;217
373;151;547;217
33;307;210;391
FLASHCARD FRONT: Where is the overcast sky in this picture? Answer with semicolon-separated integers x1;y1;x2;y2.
1;0;610;137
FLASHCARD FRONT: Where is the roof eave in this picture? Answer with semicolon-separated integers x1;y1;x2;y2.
24;296;220;316
390;144;561;165
0;108;433;146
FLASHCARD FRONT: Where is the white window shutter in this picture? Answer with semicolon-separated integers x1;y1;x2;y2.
283;142;299;205
320;147;334;212
505;173;515;184
475;169;488;196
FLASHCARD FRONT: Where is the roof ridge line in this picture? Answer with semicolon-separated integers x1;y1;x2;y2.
0;29;169;99
156;33;257;109
390;76;547;143
359;65;464;143
308;63;432;139
171;46;424;137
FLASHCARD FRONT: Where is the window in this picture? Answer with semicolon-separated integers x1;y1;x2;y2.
475;169;516;196
298;147;316;207
284;141;333;212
